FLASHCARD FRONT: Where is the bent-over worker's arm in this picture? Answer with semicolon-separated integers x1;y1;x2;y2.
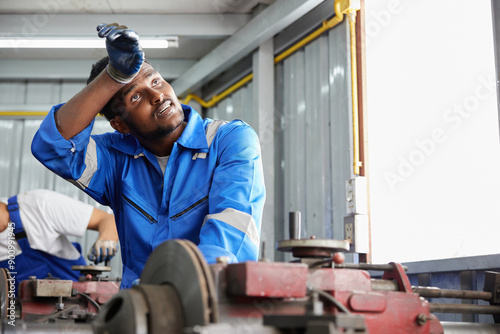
86;208;119;264
86;208;118;242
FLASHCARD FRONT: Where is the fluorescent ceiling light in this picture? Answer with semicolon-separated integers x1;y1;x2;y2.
0;37;178;49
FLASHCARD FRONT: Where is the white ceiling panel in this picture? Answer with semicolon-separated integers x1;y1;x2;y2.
0;0;326;90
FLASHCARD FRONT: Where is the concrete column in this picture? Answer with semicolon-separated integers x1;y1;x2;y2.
252;38;275;261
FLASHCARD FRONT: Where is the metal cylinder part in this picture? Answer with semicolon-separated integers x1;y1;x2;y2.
371;279;399;292
430;303;500;315
289;211;301;240
413;286;493;301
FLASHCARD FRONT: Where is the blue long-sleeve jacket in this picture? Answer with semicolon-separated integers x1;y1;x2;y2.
31;103;266;289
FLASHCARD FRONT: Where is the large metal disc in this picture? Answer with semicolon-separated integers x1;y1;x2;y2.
140;239;218;327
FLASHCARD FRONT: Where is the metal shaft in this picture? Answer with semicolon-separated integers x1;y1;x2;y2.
336;263;408;271
413;286;493;301
430;303;500;315
289;211;301;240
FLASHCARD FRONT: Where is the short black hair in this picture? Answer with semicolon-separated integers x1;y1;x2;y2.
86;56;150;121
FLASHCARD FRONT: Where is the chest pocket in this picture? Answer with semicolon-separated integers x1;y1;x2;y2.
169;120;228;240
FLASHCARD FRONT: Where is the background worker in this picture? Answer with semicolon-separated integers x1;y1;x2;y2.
0;189;118;294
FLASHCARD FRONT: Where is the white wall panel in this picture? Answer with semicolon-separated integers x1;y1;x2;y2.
25;82;62;105
0;82;26;104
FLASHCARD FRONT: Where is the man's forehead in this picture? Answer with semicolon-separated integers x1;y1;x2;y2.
118;64;158;97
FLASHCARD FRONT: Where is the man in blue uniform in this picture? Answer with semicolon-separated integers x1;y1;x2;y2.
31;23;266;289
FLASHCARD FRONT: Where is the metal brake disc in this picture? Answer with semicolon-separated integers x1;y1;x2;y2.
140;239;219;327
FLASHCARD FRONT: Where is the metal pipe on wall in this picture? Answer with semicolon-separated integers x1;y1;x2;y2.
181;0;355;107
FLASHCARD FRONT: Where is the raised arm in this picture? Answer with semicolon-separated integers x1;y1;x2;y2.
56;71;121;139
56;23;144;139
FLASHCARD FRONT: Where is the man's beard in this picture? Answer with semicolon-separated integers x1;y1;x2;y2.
126;111;184;141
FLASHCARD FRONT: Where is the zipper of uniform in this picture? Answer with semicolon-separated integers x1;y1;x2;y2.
122;194;157;223
170;196;209;220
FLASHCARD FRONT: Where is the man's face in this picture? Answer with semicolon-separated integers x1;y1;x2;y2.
111;63;184;141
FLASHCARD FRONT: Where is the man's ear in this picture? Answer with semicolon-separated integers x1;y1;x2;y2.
110;117;130;135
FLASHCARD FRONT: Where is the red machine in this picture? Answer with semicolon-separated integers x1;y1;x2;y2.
0;265;119;325
1;238;500;333
89;239;500;334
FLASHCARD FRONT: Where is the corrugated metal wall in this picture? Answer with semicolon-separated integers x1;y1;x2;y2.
0;79;122;278
205;21;353;261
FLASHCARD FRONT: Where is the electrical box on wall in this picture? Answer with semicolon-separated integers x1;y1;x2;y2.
344;214;369;254
346;176;368;215
345;177;369;254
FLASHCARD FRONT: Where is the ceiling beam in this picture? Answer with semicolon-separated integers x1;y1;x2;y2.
0;59;196;80
171;0;326;96
0;14;251;38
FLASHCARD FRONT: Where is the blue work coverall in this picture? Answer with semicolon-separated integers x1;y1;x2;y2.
31;104;265;289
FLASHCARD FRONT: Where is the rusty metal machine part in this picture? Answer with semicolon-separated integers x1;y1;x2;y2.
92;284;183;334
4;238;500;333
279;211;349;258
140;239;218;325
71;265;113;281
8;263;120;325
92;239;218;334
277;238;350;258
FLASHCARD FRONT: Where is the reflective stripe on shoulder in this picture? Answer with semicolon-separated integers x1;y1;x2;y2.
70;137;98;190
206;120;229;147
202;208;259;247
193;120;229;160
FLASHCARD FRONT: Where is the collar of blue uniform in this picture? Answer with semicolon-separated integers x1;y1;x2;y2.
111;104;209;157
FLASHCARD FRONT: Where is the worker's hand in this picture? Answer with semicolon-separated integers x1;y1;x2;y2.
97;23;144;84
87;239;118;264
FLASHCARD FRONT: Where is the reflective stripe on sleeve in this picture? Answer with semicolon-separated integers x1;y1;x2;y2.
69;137;98;190
203;208;260;247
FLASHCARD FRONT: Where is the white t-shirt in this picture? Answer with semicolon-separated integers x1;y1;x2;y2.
0;189;94;261
156;155;170;175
